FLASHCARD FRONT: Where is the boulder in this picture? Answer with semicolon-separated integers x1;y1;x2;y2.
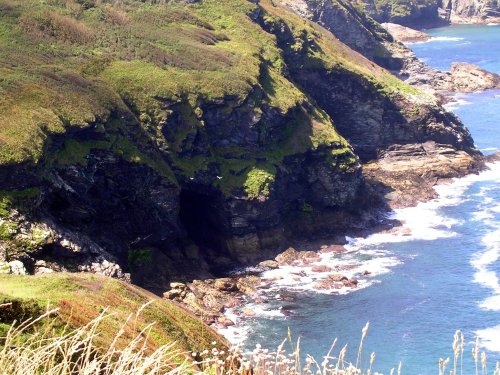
275;247;300;265
214;278;238;292
258;260;280;269
217;316;235;327
236;275;261;296
8;260;27;275
328;273;348;282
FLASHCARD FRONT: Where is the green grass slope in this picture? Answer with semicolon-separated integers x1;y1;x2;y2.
0;0;424;170
0;273;226;355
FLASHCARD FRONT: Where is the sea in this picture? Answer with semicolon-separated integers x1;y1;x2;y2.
220;25;500;374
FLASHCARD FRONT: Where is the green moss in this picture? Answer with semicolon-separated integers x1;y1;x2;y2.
0;220;18;240
53;139;109;166
0;188;40;218
244;165;276;199
128;247;152;268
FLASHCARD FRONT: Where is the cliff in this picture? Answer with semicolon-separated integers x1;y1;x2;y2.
353;0;500;26
440;0;500;23
0;0;481;294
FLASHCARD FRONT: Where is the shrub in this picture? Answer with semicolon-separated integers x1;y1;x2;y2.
19;11;94;44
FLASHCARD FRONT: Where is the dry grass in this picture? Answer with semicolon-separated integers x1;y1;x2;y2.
19;11;94;44
2;309;500;375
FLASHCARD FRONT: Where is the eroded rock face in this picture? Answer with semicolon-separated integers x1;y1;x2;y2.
283;0;402;69
363;141;483;208
441;0;500;24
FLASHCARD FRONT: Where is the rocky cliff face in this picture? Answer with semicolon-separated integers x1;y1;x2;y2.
0;0;482;293
354;0;500;25
440;0;500;23
355;0;443;27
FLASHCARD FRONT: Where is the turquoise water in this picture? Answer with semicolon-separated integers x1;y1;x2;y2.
229;25;500;374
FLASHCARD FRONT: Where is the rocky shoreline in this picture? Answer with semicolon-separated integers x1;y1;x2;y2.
163;153;499;336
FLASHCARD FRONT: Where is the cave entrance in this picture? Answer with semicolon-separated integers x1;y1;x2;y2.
179;188;227;251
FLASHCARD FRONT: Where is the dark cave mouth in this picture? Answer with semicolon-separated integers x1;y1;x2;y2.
178;188;227;251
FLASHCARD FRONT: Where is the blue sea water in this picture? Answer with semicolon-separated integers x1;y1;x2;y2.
224;26;500;374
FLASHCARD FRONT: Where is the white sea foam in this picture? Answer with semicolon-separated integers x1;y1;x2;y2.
218;308;251;345
474;228;500;310
476;325;500;352
219;161;500;347
430;36;465;42
444;96;473;111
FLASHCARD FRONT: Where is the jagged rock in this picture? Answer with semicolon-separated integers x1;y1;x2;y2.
35;267;54;275
236;275;261;296
217;316;235;327
364;141;483;208
77;259;129;281
441;0;500;24
214;278;238;292
343;278;359;287
275;247;300;265
8;260;27;275
328;273;348;282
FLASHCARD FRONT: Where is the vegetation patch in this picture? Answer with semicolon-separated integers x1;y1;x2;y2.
244;166;276;199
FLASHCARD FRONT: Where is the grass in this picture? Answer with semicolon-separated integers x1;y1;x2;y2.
0;0;433;201
1;305;499;375
0;273;225;357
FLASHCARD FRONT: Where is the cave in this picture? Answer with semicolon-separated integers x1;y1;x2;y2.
179;188;228;252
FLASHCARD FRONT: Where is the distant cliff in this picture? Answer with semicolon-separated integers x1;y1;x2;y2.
352;0;500;26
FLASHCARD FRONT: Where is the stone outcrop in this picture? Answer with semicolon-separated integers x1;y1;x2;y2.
381;22;432;43
450;62;500;92
363;141;482;208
